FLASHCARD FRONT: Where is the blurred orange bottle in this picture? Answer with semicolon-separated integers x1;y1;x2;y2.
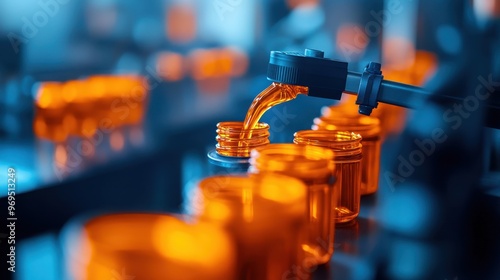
65;213;237;280
248;144;336;266
191;174;310;280
34;82;68;142
86;75;147;126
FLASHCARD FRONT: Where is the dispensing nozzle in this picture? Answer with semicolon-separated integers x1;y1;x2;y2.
267;48;348;101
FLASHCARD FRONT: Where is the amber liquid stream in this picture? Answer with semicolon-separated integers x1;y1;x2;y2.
241;83;308;138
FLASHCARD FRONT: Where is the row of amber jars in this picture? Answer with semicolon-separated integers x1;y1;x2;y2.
209;122;364;223
67;120;372;280
204;122;364;267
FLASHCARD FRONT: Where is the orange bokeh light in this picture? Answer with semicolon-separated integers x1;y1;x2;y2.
474;0;500;17
228;48;249;77
55;144;68;167
110;131;125;151
34;75;147;142
33;117;47;137
156;52;185;81
336;24;369;60
36;82;65;109
188;47;248;94
189;48;249;80
286;0;319;9
68;214;236;280
383;48;438;86
166;4;197;43
383;37;417;71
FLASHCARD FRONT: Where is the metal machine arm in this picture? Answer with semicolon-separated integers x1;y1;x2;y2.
267;48;500;128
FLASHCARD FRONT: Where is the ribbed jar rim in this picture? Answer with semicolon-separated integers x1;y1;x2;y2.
216;121;270;157
314;107;381;138
294;130;362;158
249;144;333;178
313;116;380;138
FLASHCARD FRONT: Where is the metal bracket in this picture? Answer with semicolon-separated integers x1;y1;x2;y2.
356;62;383;116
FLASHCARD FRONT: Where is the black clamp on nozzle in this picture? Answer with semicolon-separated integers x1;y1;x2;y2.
356;62;383;116
267;49;348;100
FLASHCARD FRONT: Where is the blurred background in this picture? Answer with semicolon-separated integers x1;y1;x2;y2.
0;0;499;279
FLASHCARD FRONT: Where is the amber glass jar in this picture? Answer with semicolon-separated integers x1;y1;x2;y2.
207;121;270;174
63;213;236;280
294;130;362;224
191;174;310;280
313;107;381;195
248;144;335;266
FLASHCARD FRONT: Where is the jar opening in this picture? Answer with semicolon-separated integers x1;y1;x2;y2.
217;121;269;132
314;106;381;137
249;144;333;178
294;130;362;158
215;121;270;157
199;174;306;205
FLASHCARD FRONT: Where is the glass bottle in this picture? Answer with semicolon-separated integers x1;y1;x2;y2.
294;130;362;224
313;107;381;195
207;121;270;174
248;144;336;266
63;213;237;280
190;174;310;280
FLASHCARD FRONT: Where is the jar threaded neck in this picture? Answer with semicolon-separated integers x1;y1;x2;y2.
294;130;362;158
249;144;333;179
216;122;270;157
313;107;380;138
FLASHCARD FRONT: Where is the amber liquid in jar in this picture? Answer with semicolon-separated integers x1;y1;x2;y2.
313;107;381;195
248;144;336;266
191;174;310;280
294;130;362;223
207;122;270;174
